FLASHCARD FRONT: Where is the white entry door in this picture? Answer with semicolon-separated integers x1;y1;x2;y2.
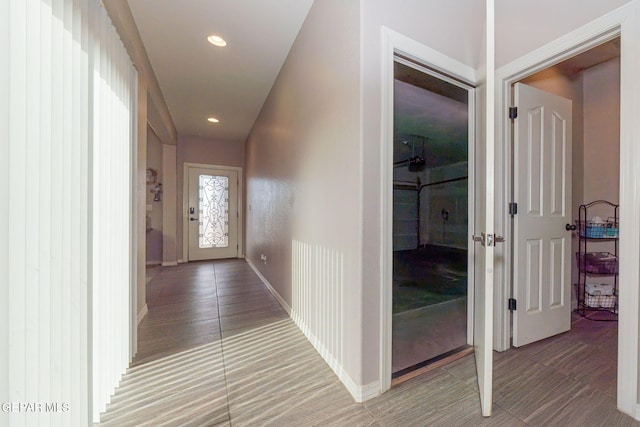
187;167;239;260
513;83;573;347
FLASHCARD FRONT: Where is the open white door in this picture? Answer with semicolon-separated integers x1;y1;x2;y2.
513;83;572;347
473;83;495;417
473;1;495;415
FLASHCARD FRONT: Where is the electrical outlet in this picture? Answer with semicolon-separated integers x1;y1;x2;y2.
260;254;267;264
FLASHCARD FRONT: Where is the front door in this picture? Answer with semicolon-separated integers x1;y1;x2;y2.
513;82;573;347
187;167;239;260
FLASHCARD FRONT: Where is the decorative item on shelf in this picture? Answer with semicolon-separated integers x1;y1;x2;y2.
151;183;163;202
584;282;617;308
146;167;158;184
575;216;619;238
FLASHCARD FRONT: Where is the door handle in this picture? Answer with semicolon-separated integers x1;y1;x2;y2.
566;223;577;231
472;233;505;246
472;233;486;246
190;217;199;222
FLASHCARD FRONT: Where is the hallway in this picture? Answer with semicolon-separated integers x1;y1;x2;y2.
99;260;640;426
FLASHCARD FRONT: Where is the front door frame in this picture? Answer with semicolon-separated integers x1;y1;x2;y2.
495;2;640;418
182;162;244;262
380;27;479;393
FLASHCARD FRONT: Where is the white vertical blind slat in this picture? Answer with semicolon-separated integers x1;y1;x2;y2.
49;1;64;421
91;3;136;420
25;0;41;412
3;0;136;424
78;0;90;424
38;2;53;419
61;0;73;411
8;5;28;423
0;0;10;418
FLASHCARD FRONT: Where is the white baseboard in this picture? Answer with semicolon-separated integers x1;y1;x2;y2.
246;258;291;315
178;259;185;264
137;304;148;324
246;257;380;403
146;260;162;266
161;261;178;267
290;308;380;402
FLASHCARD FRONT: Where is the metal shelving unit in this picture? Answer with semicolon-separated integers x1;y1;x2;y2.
574;200;619;320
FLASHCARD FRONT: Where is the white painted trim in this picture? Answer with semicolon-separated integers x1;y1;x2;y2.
466;88;476;346
145;260;162;266
136;304;148;325
161;261;178;267
178;258;185;264
380;26;479;394
293;303;379;402
246;258;377;402
246;258;292;315
382;28;477;84
181;162;244;262
494;0;640;417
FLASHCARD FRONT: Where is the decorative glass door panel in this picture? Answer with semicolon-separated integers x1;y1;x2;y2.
188;167;239;260
199;174;229;249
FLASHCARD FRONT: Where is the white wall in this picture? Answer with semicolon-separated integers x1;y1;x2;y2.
245;0;363;396
582;58;621;291
147;126;164;264
583;58;620;205
136;79;148;318
360;0;484;387
176;134;245;260
420;162;469;249
162;144;178;265
495;0;631;68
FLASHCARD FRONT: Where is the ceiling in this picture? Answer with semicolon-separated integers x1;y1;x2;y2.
394;63;469;169
127;0;314;142
523;38;620;82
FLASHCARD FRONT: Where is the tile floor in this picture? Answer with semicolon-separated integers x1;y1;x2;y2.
99;259;640;426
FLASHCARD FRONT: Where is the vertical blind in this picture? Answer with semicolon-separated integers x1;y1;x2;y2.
0;0;137;425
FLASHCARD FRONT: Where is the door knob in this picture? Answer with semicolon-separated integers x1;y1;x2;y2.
472;233;505;246
190;217;199;222
472;233;485;245
566;224;577;231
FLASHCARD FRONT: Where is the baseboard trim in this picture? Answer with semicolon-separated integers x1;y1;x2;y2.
245;257;379;402
161;261;178;267
137;304;148;325
246;258;292;315
291;308;380;402
178;259;185;264
146;260;162;266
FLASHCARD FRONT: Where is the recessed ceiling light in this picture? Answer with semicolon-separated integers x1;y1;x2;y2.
207;35;227;47
207;117;219;123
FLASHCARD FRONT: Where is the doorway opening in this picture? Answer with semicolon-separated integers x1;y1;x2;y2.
391;58;473;377
182;163;243;262
508;37;620;394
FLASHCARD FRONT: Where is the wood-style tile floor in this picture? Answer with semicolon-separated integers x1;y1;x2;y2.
98;260;640;426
